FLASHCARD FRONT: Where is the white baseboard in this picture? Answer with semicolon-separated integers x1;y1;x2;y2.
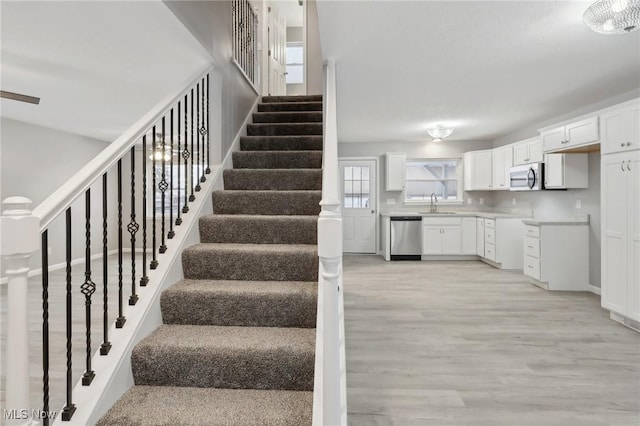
588;284;601;296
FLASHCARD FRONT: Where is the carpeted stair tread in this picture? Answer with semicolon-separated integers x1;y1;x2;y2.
232;151;322;169
161;279;317;327
253;111;322;123
212;190;321;215
262;95;322;103
240;136;323;151
97;386;312;426
247;123;322;136
258;101;322;112
131;324;315;390
200;214;317;244
223;169;322;190
182;243;318;281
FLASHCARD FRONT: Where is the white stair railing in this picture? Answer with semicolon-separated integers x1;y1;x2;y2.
313;58;347;426
1;65;214;425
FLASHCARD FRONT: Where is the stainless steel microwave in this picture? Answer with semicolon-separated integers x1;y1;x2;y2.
510;163;544;191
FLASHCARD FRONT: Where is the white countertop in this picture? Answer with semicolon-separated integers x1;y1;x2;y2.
522;216;590;226
380;211;530;219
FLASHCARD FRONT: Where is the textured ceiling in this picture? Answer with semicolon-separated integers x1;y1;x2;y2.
316;1;640;143
0;1;211;142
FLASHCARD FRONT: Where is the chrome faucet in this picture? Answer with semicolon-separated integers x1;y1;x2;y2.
430;193;438;213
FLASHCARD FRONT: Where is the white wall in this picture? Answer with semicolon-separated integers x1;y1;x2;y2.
339;139;495;212
163;0;258;160
0;117;118;273
306;0;323;95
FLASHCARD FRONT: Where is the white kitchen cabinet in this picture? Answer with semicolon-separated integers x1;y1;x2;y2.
522;223;589;291
492;145;513;190
476;218;485;256
543;153;588;189
463;150;493;190
601;101;640;155
513;137;543;165
477;217;524;270
541;116;599;153
385;152;406;191
422;217;462;255
601;150;640;324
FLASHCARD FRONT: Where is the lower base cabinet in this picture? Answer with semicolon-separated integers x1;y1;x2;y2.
422;217;476;255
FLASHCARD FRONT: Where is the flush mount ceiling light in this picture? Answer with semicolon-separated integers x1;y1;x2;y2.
427;125;454;142
583;0;640;34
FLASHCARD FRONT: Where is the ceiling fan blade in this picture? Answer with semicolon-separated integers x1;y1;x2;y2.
0;90;40;105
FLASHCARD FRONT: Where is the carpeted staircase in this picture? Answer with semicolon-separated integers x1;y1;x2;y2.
98;95;323;426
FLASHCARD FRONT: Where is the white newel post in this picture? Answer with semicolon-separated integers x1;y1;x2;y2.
1;197;40;426
317;57;345;426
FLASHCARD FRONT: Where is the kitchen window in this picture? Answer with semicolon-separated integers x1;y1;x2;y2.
404;159;461;203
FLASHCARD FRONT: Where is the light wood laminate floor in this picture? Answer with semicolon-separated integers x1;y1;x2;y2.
343;256;640;426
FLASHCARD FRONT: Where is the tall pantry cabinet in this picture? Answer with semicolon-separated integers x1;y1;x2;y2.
600;99;640;328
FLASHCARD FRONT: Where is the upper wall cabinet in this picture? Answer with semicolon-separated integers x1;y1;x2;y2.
601;101;640;155
513;137;542;165
540;116;599;153
463;150;493;191
492;145;513;190
385;152;406;191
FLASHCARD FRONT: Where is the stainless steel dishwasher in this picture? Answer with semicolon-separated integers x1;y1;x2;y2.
390;216;422;260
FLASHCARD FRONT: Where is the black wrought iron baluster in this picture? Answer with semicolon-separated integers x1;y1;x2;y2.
61;208;76;421
128;147;139;305
42;230;50;426
189;88;196;202
81;189;96;386
116;160;126;328
200;78;206;183
151;128;159;269
182;94;191;211
206;73;211;174
159;117;168;253
140;136;149;286
168;108;175;239
195;83;202;192
176;101;183;226
100;173;111;355
232;0;237;62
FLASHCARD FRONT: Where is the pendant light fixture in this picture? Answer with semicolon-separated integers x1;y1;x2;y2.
583;0;640;34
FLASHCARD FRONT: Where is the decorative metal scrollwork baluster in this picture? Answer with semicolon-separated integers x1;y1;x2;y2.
151;128;159;269
176;101;183;226
206;73;211;174
200;77;207;183
189;88;196;202
61;208;76;421
140;136;149;286
41;230;50;426
100;173;111;354
159;117;168;253
128;147;139;305
116;160;126;327
195;83;202;192
168;108;176;239
81;189;96;386
182;94;191;211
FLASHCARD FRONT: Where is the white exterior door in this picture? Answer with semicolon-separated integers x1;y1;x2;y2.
267;3;286;96
340;160;377;253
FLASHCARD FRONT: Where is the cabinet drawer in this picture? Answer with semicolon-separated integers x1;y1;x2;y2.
524;236;540;258
485;219;495;229
524;255;541;280
485;228;496;245
485;243;496;261
525;225;540;238
422;217;461;226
